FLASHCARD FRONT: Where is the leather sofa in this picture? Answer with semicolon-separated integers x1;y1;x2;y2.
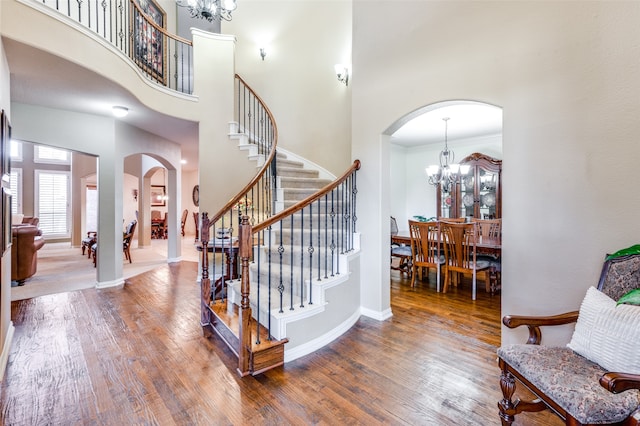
11;224;45;285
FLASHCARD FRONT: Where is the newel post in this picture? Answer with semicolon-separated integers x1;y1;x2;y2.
237;215;252;376
200;212;211;328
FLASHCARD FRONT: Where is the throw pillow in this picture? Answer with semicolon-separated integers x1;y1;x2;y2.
568;286;640;374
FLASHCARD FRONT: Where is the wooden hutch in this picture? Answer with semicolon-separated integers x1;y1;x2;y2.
437;152;502;219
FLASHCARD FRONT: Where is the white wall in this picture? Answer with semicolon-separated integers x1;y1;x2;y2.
353;1;640;345
224;1;352;176
0;18;14;379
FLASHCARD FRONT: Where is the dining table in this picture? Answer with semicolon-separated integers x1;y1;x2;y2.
391;231;502;295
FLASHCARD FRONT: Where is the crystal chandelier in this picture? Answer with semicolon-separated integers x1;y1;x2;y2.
425;117;469;192
176;0;238;22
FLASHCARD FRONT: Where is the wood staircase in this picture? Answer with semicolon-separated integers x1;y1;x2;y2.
200;152;332;376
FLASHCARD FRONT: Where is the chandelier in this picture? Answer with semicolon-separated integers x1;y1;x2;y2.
176;0;238;22
425;117;469;192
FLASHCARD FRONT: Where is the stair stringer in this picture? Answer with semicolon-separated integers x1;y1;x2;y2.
226;233;361;363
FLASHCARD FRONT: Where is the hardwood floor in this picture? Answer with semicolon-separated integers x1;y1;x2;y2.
0;263;562;425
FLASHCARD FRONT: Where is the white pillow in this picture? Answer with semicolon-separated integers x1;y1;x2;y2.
11;213;24;225
568;286;640;374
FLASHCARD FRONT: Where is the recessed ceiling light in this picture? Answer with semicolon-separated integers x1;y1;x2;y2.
181;159;187;164
112;106;129;118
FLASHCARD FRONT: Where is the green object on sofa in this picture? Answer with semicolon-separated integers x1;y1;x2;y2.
617;288;640;306
605;244;640;261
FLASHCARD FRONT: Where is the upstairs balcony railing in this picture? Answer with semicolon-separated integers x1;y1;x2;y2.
36;0;194;94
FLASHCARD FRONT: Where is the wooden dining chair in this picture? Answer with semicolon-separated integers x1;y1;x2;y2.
472;218;502;290
92;220;137;266
391;216;412;275
122;220;137;263
408;220;445;290
180;209;188;236
437;216;466;223
440;221;491;300
193;212;200;242
472;218;502;240
158;212;168;239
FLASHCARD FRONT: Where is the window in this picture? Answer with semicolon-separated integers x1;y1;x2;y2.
34;145;70;164
35;170;70;237
9;140;22;162
9;168;22;214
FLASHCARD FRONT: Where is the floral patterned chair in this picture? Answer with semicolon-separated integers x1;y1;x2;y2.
497;250;640;425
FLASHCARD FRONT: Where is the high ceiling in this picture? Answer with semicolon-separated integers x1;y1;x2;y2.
390;102;503;148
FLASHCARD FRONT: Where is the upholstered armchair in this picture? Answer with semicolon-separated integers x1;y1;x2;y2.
497;251;640;425
11;224;46;285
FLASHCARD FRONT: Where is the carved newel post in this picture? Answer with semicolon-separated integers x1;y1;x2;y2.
200;212;211;327
237;215;252;376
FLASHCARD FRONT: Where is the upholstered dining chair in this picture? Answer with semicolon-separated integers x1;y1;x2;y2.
92;220;137;266
81;231;97;257
473;218;502;287
408;220;445;289
439;221;491;300
122;220;137;262
391;216;412;275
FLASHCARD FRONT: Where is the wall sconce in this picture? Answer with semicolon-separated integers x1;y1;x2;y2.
260;47;267;61
334;64;350;86
132;189;138;201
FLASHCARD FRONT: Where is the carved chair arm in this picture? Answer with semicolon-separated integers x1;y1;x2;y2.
502;311;580;345
600;372;640;394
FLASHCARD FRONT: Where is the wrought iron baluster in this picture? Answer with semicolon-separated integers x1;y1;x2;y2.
289;214;294;311
308;203;314;305
277;222;284;313
299;209;305;308
266;222;272;339
317;197;321;282
330;190;336;277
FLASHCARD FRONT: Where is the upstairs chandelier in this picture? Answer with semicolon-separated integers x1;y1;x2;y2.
425;117;469;192
176;0;238;22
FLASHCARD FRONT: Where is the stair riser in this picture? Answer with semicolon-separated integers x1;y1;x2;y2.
279;178;332;190
256;247;340;268
282;201;352;213
258;233;344;249
276;159;305;169
278;168;320;179
283;188;346;202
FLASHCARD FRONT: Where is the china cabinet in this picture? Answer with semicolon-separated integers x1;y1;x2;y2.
437;152;502;219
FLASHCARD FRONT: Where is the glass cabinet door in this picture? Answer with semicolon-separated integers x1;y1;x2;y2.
478;168;498;219
458;172;475;218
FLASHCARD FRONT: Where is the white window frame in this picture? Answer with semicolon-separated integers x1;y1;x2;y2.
34;145;71;165
10;168;22;215
9;139;22;162
35;169;71;238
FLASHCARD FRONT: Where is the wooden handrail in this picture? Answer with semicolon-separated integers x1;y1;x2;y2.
253;159;361;234
207;74;279;227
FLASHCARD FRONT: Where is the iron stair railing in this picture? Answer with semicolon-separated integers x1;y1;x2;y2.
33;0;194;94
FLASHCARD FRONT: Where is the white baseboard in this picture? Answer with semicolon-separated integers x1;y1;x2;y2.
284;308;361;363
360;306;393;321
0;321;15;381
95;278;125;289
